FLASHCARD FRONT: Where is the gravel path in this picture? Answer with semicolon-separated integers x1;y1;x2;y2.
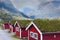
0;29;13;40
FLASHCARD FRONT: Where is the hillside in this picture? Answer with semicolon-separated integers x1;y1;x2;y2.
0;9;32;20
0;0;29;18
0;9;13;20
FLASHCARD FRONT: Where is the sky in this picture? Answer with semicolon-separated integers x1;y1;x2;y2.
10;0;60;18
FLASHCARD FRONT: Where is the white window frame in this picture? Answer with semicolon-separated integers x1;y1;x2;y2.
30;31;38;40
30;32;34;38
16;27;19;31
34;33;38;40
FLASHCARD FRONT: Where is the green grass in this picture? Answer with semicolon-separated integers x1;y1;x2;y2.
34;19;60;32
12;35;20;40
12;35;28;40
12;35;19;39
0;21;2;29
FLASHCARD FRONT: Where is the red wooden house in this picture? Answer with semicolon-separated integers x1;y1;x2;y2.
9;24;16;35
2;23;10;30
9;20;19;33
10;20;30;38
15;21;28;38
26;22;60;40
26;22;42;40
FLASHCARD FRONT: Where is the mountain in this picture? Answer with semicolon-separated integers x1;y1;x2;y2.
0;0;29;18
0;9;13;20
0;9;33;20
38;1;60;18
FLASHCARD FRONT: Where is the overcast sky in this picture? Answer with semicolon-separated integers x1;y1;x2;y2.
10;0;60;18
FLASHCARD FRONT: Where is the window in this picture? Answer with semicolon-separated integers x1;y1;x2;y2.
30;32;34;38
34;33;38;39
30;31;38;40
16;27;19;31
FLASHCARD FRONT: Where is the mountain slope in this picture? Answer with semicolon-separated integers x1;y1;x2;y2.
0;0;29;18
0;9;33;20
0;9;13;20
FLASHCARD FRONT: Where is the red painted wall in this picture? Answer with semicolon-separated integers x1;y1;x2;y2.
15;24;20;38
16;30;20;38
16;28;28;38
28;24;41;40
15;23;28;38
43;32;60;40
15;23;20;32
3;23;10;29
13;27;15;32
13;23;19;33
21;28;28;37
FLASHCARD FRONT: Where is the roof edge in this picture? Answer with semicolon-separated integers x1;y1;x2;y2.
26;21;42;34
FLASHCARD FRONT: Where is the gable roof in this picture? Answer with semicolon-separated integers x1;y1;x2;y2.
2;19;60;32
14;21;20;27
26;19;60;33
33;19;60;32
26;21;42;34
10;20;31;28
26;21;43;40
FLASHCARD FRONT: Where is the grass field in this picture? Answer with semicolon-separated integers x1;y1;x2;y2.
12;35;28;40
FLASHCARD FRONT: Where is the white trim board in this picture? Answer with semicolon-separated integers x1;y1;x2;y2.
20;29;21;38
14;21;20;28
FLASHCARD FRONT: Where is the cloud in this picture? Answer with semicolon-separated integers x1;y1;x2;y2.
37;1;60;18
22;8;35;16
11;0;40;11
10;0;60;18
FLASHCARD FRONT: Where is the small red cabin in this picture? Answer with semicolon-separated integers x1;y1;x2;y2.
26;22;42;40
15;21;28;38
26;22;60;40
10;25;16;33
2;23;10;30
